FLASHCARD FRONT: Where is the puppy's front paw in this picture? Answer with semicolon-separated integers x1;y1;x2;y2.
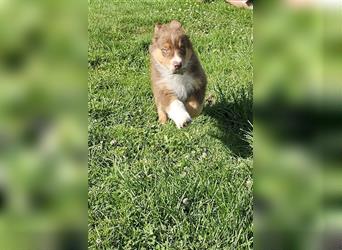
167;100;192;129
174;112;192;129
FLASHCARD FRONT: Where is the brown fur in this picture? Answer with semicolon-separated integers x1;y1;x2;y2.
149;20;207;127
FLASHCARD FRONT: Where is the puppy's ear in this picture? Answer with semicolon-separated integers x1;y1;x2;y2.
170;20;182;29
181;35;192;49
154;23;162;34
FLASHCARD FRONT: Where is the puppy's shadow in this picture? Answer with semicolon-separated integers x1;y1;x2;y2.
204;87;253;158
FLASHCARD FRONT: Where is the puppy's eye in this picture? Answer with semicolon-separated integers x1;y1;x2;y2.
179;47;186;55
161;48;169;56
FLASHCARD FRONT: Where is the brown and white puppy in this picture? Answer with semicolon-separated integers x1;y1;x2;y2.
149;20;207;128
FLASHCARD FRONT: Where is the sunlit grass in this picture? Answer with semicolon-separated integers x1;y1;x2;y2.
88;0;253;249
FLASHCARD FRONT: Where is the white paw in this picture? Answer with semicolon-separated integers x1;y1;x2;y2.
167;100;192;129
174;111;192;129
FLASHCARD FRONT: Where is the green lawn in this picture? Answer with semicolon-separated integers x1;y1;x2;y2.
88;0;253;249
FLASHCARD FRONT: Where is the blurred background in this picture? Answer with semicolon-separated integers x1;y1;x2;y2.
0;0;87;249
255;0;342;249
1;0;341;249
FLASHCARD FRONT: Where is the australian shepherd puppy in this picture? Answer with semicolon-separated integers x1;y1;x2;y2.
149;20;207;128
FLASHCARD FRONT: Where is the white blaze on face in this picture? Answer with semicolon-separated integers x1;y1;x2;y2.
171;53;182;69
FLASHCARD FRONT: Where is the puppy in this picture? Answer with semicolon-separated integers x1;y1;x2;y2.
149;20;207;128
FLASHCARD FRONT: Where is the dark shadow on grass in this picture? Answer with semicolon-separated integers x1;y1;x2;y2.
204;86;253;158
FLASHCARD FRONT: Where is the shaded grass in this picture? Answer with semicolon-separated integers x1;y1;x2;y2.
205;84;253;158
88;0;253;249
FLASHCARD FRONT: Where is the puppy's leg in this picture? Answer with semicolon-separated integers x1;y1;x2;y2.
156;87;191;128
152;86;168;125
185;95;203;118
166;99;192;128
157;105;168;124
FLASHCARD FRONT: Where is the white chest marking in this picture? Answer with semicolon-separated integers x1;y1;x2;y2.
160;73;196;101
154;59;197;101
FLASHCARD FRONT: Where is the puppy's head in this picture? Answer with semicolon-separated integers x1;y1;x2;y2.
151;20;193;74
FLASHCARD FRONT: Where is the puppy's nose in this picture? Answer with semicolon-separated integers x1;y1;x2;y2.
173;61;182;69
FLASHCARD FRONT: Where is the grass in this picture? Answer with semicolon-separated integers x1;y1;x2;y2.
88;0;253;249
